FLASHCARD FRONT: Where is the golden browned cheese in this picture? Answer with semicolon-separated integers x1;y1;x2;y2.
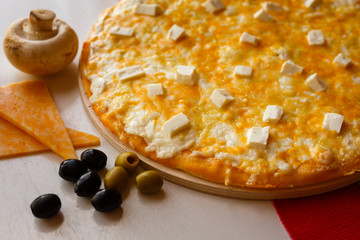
80;0;360;188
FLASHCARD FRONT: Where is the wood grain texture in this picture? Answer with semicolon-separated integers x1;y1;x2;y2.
78;75;360;199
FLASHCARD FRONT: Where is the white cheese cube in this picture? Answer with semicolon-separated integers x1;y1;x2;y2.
117;65;145;82
253;9;275;22
135;4;162;16
263;105;283;123
307;30;325;46
233;65;252;77
210;89;235;108
168;24;186;41
304;0;322;8
247;127;270;149
262;2;282;11
306;73;327;92
281;60;303;75
110;27;134;37
162;113;190;137
202;0;225;13
239;32;259;46
147;83;164;96
176;65;199;85
333;53;352;68
323;113;344;133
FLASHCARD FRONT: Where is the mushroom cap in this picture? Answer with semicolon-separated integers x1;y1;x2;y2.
3;17;78;75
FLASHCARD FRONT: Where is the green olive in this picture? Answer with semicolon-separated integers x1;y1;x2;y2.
115;152;140;173
104;166;129;193
136;170;163;194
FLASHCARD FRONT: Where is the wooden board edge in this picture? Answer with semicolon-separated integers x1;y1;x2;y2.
78;74;360;199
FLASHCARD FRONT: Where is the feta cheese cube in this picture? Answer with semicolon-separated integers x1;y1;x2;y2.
162;113;190;137
304;0;322;8
307;30;325;46
333;53;352;68
233;65;252;77
306;73;327;92
247;127;270;149
210;89;235;108
323;113;344;133
253;9;275;22
281;60;303;75
262;2;282;11
263;105;283;122
239;32;259;46
135;4;162;16
176;65;199;85
168;24;186;41
147;83;164;96
110;27;134;37
117;65;145;82
202;0;225;13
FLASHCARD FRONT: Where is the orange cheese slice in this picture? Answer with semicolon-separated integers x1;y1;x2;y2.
66;128;100;149
0;117;100;158
0;80;76;159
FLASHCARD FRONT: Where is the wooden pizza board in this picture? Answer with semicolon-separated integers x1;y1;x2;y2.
78;75;360;199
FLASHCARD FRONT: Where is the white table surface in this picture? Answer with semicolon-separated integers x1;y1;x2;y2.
0;1;290;239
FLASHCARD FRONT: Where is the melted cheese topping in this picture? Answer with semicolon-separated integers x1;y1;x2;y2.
83;0;360;175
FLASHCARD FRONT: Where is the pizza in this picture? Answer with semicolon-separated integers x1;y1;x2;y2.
79;0;360;188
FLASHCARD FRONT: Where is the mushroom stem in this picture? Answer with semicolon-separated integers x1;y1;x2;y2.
23;9;58;40
29;9;56;31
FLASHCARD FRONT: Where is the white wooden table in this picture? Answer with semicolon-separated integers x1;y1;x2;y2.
0;1;290;239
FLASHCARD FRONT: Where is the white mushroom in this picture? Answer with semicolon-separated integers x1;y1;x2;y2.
3;9;78;75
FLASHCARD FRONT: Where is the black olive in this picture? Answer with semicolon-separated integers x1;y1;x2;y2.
30;194;61;218
91;189;122;212
80;149;107;170
59;159;88;182
74;172;101;197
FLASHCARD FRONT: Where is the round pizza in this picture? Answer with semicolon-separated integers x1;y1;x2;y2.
79;0;360;188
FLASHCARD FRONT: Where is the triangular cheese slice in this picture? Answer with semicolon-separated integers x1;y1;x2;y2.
66;128;100;149
0;118;100;158
0;80;76;159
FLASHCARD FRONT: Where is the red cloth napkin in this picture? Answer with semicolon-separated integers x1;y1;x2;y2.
273;183;360;240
